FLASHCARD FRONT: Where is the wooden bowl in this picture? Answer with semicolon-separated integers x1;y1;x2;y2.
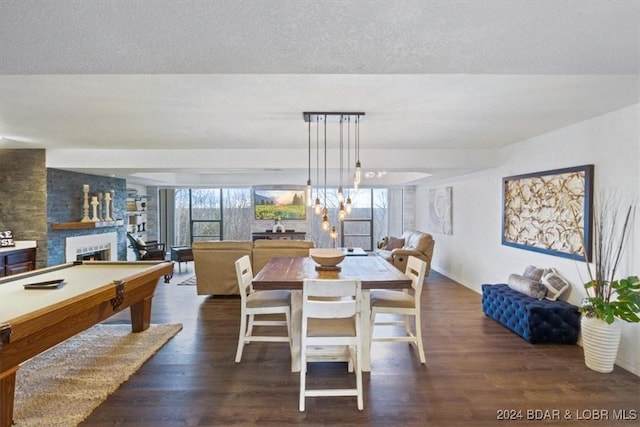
309;248;346;269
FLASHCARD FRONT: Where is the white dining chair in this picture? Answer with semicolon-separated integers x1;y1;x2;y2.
234;255;292;363
299;278;363;411
370;255;427;364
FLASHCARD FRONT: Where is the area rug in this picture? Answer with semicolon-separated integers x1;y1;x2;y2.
13;323;183;427
177;275;197;286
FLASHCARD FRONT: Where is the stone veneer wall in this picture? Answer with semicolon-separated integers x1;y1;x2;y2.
0;149;48;268
47;169;128;266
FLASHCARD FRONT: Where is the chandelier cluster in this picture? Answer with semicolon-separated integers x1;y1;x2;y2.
303;112;365;234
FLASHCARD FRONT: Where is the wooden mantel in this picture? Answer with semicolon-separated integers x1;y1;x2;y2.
51;220;124;230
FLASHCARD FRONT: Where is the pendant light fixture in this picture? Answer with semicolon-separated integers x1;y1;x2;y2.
303;111;364;233
337;116;344;203
345;116;352;214
321;115;330;231
306;116;312;207
313;115;322;215
354;115;362;190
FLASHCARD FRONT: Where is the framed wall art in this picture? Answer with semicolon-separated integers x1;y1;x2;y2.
502;164;594;260
254;189;306;220
427;186;452;235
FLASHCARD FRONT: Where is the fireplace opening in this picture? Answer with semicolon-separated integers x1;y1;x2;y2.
77;249;110;261
65;233;117;263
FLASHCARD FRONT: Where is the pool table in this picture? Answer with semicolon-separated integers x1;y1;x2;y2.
0;260;173;427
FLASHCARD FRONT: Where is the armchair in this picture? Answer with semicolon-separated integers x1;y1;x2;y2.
126;233;166;260
376;230;434;275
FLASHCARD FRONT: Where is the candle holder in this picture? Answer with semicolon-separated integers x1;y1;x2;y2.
109;190;115;219
97;193;104;221
90;196;99;222
104;192;113;221
80;185;91;222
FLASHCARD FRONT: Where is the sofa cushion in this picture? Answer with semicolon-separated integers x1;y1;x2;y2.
541;268;571;301
253;240;314;250
386;237;404;250
507;274;547;300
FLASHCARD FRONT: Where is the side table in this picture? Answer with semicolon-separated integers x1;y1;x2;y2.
170;246;194;272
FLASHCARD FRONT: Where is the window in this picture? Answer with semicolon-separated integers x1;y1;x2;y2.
339;189;388;251
168;187;389;249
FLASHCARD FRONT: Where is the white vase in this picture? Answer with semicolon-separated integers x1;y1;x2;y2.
581;316;621;373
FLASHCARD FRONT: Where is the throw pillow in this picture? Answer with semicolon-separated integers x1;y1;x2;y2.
541;268;571;301
134;236;148;256
386;237;405;250
523;265;547;282
507;273;548;300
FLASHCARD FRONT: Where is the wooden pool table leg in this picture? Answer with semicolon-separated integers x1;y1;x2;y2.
0;366;18;427
130;296;153;333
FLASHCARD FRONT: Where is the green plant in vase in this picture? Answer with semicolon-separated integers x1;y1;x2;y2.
576;195;639;373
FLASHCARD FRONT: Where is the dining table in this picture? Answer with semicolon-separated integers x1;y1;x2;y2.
252;255;412;372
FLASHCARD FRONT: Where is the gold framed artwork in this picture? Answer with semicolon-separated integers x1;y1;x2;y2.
502;165;594;260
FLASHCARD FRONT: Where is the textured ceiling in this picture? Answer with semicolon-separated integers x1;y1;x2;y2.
0;0;639;187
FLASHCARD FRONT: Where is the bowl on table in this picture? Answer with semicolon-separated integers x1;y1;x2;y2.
309;248;346;271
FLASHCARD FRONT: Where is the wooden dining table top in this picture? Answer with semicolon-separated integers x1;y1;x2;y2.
252;256;412;290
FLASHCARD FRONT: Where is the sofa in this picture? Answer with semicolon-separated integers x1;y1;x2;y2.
192;239;314;295
376;230;435;275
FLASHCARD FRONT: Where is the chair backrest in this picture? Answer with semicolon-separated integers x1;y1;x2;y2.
235;255;254;302
302;279;361;320
406;255;427;301
126;233;143;260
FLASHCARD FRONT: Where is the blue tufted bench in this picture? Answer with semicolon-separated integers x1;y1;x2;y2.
482;284;580;344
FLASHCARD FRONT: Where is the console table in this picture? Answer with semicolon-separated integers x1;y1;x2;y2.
0;241;37;277
251;231;306;241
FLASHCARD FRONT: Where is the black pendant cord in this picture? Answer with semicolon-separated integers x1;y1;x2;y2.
307;117;311;185
323;115;327;207
316;116;320;201
339;115;344;191
347;117;350;198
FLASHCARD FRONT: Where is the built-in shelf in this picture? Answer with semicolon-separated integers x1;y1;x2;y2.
51;219;124;230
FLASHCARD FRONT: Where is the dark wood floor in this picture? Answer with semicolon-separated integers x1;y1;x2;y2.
81;266;639;426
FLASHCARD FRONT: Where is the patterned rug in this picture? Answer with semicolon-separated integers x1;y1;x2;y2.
177;275;197;286
13;323;183;426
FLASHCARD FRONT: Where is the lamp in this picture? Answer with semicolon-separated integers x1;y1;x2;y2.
330;226;338;247
354;115;362;190
303;112;365;234
314;115;322;215
306;117;312;207
345;116;352;214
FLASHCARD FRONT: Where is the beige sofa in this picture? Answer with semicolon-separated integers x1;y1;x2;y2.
376;230;435;275
193;239;314;295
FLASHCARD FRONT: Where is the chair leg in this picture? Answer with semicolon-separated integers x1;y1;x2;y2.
247;313;255;338
414;312;426;364
299;342;306;411
404;314;411;336
235;312;248;363
355;341;363;410
285;308;292;350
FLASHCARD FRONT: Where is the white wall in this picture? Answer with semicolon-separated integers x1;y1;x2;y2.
416;104;640;376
